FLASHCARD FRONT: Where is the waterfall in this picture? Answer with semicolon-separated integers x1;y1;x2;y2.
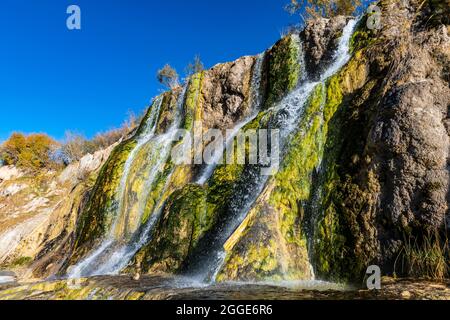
197;53;265;185
111;96;164;239
69;19;358;282
293;33;307;82
68;87;187;278
199;18;358;283
249;52;265;111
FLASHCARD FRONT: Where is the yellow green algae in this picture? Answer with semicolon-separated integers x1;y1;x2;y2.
129;72;208;272
110;138;170;238
264;34;301;108
132;110;271;274
218;84;327;282
349;15;379;53
72;96;165;257
73;76;202;262
309;19;385;283
136;184;209;273
73;139;136;251
311;45;384;283
139;74;205;225
0;279;147;301
139;72;205;226
217;31;375;281
183;72;204;131
71;28;305;277
156;90;180;134
205;109;271;221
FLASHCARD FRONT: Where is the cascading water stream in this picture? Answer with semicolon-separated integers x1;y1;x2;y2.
196;116;256;185
249;52;265;111
197;53;265;185
195;18;358;283
111;96;164;238
68;86;187;278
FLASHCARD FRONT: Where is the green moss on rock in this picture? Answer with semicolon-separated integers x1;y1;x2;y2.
349;16;379;53
218;44;374;282
74;138;137;252
311;52;381;283
135;184;211;273
205;110;270;216
264;35;301;108
218;84;329;282
73;96;166;256
5;256;33;268
271;83;326;211
183;72;203;131
156;90;179;134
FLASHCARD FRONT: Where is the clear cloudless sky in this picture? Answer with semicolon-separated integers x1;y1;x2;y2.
0;0;300;141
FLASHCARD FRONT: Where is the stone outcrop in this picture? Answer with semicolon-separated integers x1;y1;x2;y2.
0;146;114;279
303;16;348;78
311;0;450;281
201;56;255;129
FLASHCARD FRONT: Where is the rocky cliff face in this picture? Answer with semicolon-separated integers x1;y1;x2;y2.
0;0;448;284
0;146;114;280
311;0;450;281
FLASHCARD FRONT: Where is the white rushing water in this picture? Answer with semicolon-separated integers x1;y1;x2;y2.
249;52;265;111
0;276;15;284
197;53;265;185
204;18;358;283
112;95;164;237
68;87;187;278
91;122;186;276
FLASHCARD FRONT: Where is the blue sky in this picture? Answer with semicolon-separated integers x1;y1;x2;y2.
0;0;300;141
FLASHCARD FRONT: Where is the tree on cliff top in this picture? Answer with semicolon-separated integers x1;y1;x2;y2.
285;0;361;20
157;64;179;89
0;133;60;170
185;55;204;77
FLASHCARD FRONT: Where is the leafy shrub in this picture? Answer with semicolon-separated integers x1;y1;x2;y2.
285;0;362;21
0;133;60;170
1;112;140;170
157;64;179;89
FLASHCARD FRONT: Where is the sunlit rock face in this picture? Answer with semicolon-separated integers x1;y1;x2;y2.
302;15;349;78
310;0;450;281
0;0;448;286
0;147;114;280
201;56;255;130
